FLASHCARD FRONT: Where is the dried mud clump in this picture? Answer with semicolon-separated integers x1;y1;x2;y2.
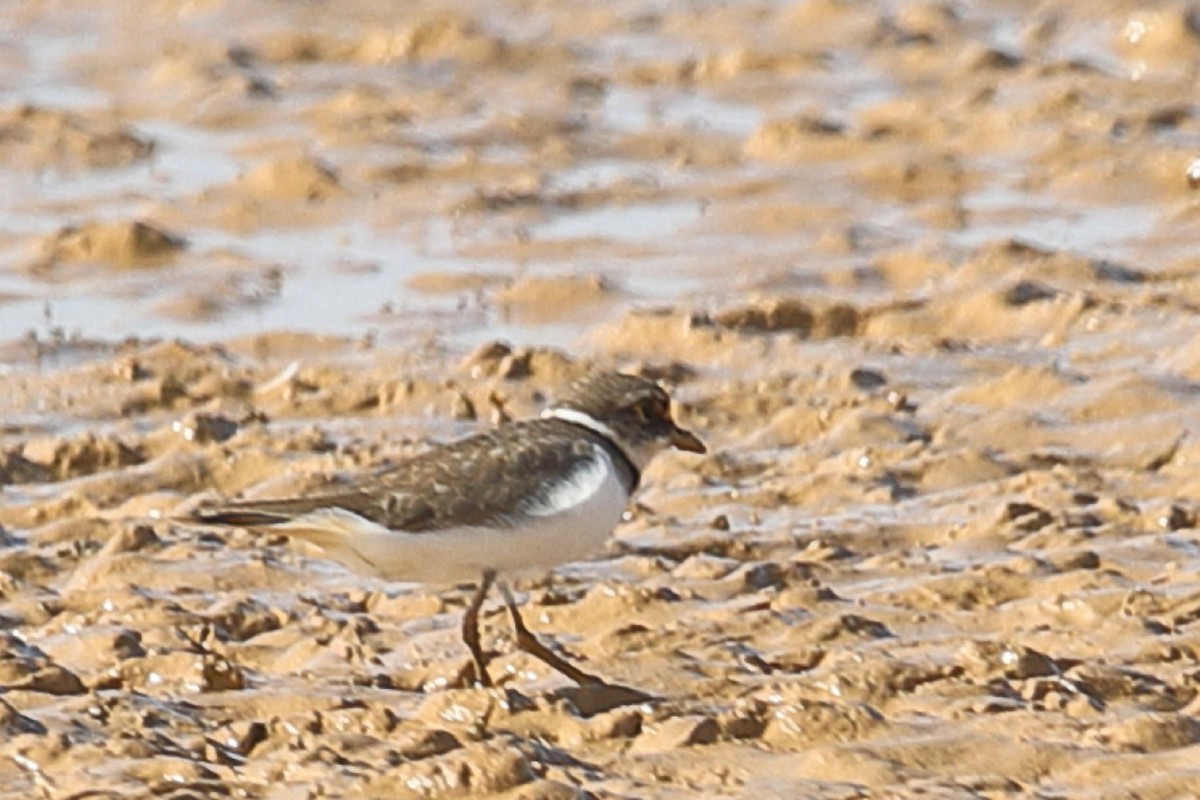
256;16;508;66
0;105;153;170
744;115;851;162
21;433;142;481
28;221;186;272
0;452;52;486
714;297;862;337
232;156;343;202
492;274;618;325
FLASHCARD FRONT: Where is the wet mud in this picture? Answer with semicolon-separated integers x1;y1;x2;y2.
4;0;1200;797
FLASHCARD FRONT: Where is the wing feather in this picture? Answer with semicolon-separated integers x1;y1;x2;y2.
189;418;624;534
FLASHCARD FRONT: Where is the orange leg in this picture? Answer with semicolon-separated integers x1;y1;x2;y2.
461;569;497;687
499;581;605;686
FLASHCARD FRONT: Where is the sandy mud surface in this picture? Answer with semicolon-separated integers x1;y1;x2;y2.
4;0;1200;797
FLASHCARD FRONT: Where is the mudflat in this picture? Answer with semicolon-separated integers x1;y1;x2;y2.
4;1;1200;798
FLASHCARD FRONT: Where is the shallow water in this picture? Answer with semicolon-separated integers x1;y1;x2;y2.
3;0;1194;353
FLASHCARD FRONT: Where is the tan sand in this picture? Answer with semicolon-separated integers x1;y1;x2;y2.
4;0;1200;798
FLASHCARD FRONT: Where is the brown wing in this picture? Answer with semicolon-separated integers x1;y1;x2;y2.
192;418;626;533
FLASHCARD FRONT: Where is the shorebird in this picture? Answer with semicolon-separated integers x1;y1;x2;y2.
192;372;706;687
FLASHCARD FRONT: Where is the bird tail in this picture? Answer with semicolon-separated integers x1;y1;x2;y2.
190;498;319;528
188;500;399;578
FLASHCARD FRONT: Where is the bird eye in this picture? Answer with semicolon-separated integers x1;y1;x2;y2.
632;397;666;422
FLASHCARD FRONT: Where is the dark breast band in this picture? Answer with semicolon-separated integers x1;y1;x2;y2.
568;427;641;495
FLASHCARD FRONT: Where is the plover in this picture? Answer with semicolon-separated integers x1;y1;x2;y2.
192;372;706;687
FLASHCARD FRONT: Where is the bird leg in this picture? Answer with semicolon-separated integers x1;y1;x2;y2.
498;581;605;687
462;569;497;687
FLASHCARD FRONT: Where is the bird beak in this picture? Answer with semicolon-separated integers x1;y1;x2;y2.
668;423;707;454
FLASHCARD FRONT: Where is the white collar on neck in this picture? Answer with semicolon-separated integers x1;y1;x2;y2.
541;407;639;468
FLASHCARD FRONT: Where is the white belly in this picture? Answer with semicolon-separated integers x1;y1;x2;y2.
276;446;630;584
